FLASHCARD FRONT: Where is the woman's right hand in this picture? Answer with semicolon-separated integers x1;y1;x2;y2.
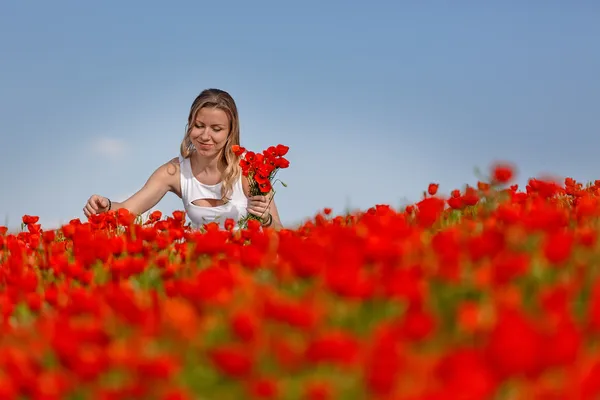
83;194;110;218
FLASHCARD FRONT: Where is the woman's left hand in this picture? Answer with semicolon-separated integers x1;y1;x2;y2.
247;194;272;222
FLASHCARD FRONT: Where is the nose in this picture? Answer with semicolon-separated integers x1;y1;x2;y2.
194;127;210;141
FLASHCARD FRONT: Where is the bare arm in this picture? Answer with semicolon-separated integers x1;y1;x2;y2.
84;158;181;218
266;196;283;230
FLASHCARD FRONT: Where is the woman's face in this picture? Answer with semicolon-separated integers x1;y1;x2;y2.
189;107;230;157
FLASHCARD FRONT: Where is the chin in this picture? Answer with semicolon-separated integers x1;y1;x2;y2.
196;147;220;157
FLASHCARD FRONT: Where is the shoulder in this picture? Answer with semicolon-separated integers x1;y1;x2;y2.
148;157;182;189
163;157;182;176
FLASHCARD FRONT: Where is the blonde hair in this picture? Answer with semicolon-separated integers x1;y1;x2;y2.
180;88;241;201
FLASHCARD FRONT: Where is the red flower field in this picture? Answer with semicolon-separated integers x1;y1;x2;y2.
2;164;600;399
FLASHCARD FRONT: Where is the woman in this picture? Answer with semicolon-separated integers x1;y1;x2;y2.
83;88;283;230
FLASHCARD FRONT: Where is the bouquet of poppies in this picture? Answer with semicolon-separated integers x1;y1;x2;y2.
232;143;290;228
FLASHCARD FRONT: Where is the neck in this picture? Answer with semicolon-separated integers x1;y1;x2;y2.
192;150;224;173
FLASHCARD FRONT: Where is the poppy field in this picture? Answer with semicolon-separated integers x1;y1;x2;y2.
3;164;600;399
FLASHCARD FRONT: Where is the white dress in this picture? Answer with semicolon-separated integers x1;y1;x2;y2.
178;155;248;229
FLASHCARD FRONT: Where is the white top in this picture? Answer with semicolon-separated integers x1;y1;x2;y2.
179;155;248;229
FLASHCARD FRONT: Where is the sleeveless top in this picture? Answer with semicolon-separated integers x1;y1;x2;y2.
179;155;248;229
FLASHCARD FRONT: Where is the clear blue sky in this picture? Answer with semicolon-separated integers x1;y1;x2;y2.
1;1;599;230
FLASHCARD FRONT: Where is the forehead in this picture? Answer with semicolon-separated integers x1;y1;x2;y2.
195;107;229;125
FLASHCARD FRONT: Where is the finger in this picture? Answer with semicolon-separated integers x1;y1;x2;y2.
255;199;270;208
85;204;96;215
247;206;263;215
248;201;263;210
88;201;98;213
247;207;267;217
247;209;263;218
85;203;94;214
95;197;107;208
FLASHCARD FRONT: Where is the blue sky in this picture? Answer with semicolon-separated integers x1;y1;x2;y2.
1;1;599;230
